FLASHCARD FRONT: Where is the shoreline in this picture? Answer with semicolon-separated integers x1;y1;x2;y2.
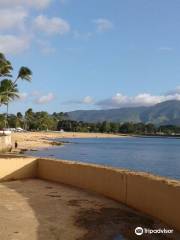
11;131;180;155
11;131;126;153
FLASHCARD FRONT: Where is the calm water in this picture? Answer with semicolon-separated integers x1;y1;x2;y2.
28;137;180;180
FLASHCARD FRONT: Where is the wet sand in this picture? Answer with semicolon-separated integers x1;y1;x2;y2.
12;131;124;152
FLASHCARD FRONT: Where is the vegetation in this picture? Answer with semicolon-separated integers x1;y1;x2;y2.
1;108;180;136
0;53;32;126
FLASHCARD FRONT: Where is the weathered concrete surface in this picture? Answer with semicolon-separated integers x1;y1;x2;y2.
38;158;180;232
0;157;180;234
0;179;179;240
126;173;180;233
0;135;12;152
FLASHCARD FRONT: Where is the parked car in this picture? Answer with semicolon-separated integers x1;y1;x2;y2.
15;127;24;132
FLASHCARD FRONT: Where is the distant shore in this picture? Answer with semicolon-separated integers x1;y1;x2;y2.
10;131;180;154
11;131;125;153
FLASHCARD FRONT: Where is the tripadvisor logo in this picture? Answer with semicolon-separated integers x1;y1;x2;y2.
135;227;174;236
135;227;143;235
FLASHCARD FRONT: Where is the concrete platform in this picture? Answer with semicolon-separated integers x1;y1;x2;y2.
0;179;179;240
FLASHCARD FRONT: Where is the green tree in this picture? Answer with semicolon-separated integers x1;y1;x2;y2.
100;121;111;133
0;53;13;77
110;122;119;133
0;53;32;116
16;112;24;128
145;123;156;134
0;80;19;127
17;112;23;119
25;108;34;130
0;80;19;105
119;122;135;133
13;66;32;85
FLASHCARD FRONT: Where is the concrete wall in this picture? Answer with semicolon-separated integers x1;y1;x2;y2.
0;157;179;231
38;159;127;203
38;158;180;231
0;136;12;152
0;158;37;181
126;173;180;232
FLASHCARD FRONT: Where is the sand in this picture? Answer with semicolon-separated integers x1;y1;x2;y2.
11;131;124;151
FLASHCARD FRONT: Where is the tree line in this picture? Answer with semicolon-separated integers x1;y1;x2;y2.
1;108;180;135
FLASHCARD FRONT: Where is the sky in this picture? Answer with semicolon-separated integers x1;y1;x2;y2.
1;0;180;113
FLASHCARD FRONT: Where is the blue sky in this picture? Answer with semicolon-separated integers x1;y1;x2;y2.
1;0;180;113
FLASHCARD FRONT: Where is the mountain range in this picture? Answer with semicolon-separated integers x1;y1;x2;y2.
67;100;180;125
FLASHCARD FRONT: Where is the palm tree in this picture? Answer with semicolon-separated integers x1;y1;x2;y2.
0;80;19;104
0;53;32;124
0;53;13;78
0;80;19;127
13;66;32;85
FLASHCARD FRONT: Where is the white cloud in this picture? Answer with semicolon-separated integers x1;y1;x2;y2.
0;35;30;54
94;18;113;32
63;87;180;109
34;15;70;35
96;91;180;109
35;92;55;104
82;96;94;104
0;8;27;31
0;0;52;9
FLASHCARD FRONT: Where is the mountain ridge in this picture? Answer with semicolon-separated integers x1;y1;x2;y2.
66;100;180;125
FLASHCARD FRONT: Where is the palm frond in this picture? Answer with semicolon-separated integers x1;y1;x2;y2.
17;66;32;82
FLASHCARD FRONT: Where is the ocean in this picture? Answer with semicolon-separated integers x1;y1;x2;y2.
27;136;180;180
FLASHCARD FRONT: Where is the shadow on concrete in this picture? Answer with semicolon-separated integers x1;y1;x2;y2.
0;166;179;240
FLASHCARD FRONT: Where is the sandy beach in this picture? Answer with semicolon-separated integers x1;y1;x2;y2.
11;131;124;152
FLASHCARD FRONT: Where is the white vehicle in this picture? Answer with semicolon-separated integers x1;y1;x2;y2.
15;127;24;132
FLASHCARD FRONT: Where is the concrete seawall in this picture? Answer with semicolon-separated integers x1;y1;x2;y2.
0;136;12;152
38;158;180;231
0;157;179;231
126;173;180;232
0;157;37;181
